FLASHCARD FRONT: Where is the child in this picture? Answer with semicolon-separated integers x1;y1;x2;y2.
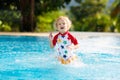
49;16;79;64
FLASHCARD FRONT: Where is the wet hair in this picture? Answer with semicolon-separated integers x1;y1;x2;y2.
54;16;72;30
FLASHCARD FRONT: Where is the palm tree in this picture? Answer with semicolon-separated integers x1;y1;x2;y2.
111;2;120;17
110;0;120;32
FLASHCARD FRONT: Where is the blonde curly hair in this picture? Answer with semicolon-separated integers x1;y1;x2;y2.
53;16;72;30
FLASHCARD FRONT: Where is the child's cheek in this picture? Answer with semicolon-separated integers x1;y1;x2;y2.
57;26;60;30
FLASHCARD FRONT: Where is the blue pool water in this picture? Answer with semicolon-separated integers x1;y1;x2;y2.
0;35;120;80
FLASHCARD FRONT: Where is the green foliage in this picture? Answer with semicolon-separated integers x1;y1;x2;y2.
71;0;108;20
0;10;21;21
72;12;112;32
70;0;113;32
116;15;120;32
0;0;119;32
35;0;71;15
96;13;112;31
0;0;71;32
0;0;20;10
111;0;120;8
110;0;120;32
0;10;21;31
36;10;66;32
0;21;11;31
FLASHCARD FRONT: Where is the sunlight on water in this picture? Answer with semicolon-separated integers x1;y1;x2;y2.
0;35;120;80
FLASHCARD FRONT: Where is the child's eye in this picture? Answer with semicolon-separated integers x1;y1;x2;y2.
63;23;65;25
59;23;61;25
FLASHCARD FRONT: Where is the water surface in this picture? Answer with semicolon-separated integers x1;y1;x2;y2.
0;35;120;80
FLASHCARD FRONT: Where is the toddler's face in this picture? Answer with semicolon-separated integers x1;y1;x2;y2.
56;19;68;34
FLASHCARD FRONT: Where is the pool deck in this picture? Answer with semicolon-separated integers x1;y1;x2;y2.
0;32;120;38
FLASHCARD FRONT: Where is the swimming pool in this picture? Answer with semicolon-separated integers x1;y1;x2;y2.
0;34;120;80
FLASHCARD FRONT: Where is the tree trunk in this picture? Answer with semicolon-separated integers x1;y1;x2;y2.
20;0;35;32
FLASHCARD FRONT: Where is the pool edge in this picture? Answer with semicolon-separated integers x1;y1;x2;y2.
0;32;120;37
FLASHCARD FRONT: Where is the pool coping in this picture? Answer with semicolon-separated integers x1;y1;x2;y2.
0;32;120;38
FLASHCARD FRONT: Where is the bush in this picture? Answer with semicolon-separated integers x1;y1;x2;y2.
35;10;66;32
72;13;112;32
0;10;21;32
0;21;11;31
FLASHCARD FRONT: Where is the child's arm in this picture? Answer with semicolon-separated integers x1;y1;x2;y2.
67;33;79;50
49;32;54;48
67;44;79;50
74;44;79;49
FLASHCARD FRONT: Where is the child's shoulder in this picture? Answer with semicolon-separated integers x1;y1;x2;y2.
55;32;60;36
67;32;74;37
54;33;60;39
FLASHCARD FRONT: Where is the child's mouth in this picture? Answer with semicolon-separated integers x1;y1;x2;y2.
60;27;64;29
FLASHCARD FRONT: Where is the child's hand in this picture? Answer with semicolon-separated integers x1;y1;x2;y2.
49;32;54;48
49;32;53;41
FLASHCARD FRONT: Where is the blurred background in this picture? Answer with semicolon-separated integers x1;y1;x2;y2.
0;0;120;32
